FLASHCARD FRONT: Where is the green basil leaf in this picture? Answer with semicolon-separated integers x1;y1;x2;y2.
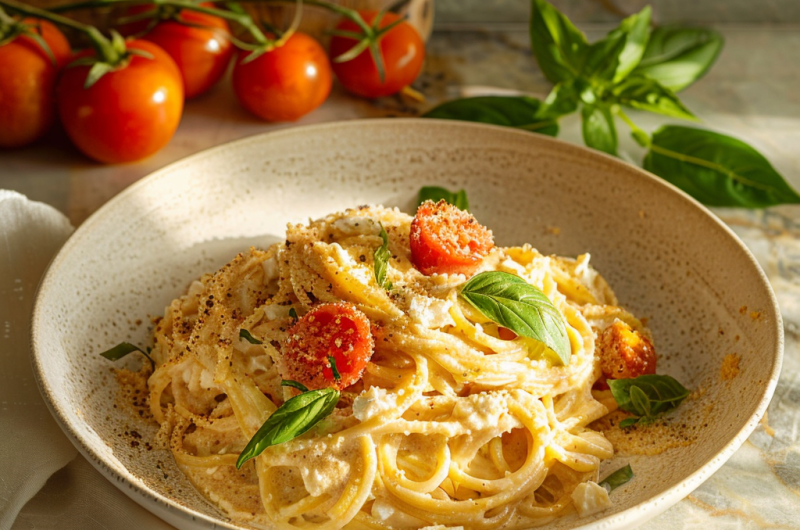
236;388;339;468
632;26;723;92
418;186;469;210
609;7;651;83
535;81;579;120
530;0;588;83
99;342;155;371
459;271;570;365
328;356;342;381
239;329;263;345
644;125;800;207
281;379;309;393
289;308;298;322
608;374;690;422
581;104;618;156
611;76;696;121
423;96;559;137
618;417;639;429
374;223;392;290
599;464;634;492
582;32;628;84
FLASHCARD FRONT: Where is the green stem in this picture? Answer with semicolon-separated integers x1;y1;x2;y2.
0;0;122;62
52;0;269;45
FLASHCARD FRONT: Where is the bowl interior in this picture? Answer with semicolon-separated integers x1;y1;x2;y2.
32;119;782;530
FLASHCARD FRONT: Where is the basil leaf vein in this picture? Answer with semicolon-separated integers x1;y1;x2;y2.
99;342;155;371
373;223;392;290
417;186;470;211
599;464;634;493
459;271;571;365
236;387;340;468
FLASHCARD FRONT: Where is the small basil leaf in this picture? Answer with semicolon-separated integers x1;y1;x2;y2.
459;271;570;365
535;81;579;120
418;186;469;210
582;30;628;83
581;104;618;156
644;125;800;207
423;96;559;137
530;0;588;83
236;388;339;468
281;380;309;393
618;417;639;429
608;374;690;421
611;76;696;121
328;356;342;381
289;308;298;322
373;223;392;290
99;342;155;371
239;329;263;345
599;464;634;492
633;26;723;92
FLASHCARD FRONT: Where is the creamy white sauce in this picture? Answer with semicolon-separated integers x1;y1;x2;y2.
353;386;398;422
408;295;455;329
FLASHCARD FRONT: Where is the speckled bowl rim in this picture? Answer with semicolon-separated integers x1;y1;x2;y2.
31;118;784;530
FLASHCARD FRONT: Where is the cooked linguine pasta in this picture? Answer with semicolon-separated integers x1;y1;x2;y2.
144;205;653;529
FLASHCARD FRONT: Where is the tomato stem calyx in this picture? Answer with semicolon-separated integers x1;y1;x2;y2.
0;6;58;64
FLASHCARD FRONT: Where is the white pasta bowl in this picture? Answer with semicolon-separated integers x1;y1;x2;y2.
32;119;782;530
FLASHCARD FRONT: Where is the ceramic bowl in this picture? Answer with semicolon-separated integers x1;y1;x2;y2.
32;119;783;530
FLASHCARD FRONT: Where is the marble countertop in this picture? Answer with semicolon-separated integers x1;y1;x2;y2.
2;22;799;530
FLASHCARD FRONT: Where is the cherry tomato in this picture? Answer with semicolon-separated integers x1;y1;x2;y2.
232;32;332;122
0;19;70;148
281;303;374;391
598;321;657;381
119;3;233;99
329;10;424;98
57;40;184;164
410;200;494;276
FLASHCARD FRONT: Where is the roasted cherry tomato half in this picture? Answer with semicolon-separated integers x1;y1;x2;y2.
57;39;184;164
0;19;70;148
281;303;374;391
598;321;657;382
232;32;332;122
410;200;494;276
329;10;424;98
118;3;233;99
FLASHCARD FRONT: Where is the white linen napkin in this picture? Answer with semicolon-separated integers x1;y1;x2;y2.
0;191;176;530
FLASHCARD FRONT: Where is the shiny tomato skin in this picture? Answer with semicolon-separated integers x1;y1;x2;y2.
120;3;233;98
281;303;374;391
410;200;494;276
232;32;332;122
57;40;184;164
329;10;424;98
0;19;70;148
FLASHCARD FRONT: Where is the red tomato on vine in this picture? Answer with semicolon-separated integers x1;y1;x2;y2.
232;32;332;122
0;18;70;148
119;3;233;99
57;39;184;164
329;10;424;99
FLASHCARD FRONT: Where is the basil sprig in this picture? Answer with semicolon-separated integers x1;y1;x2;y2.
373;223;392;290
422;0;798;208
99;342;155;371
417;186;470;211
599;464;634;493
236;386;340;469
608;374;690;428
328;355;342;381
459;271;571;365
